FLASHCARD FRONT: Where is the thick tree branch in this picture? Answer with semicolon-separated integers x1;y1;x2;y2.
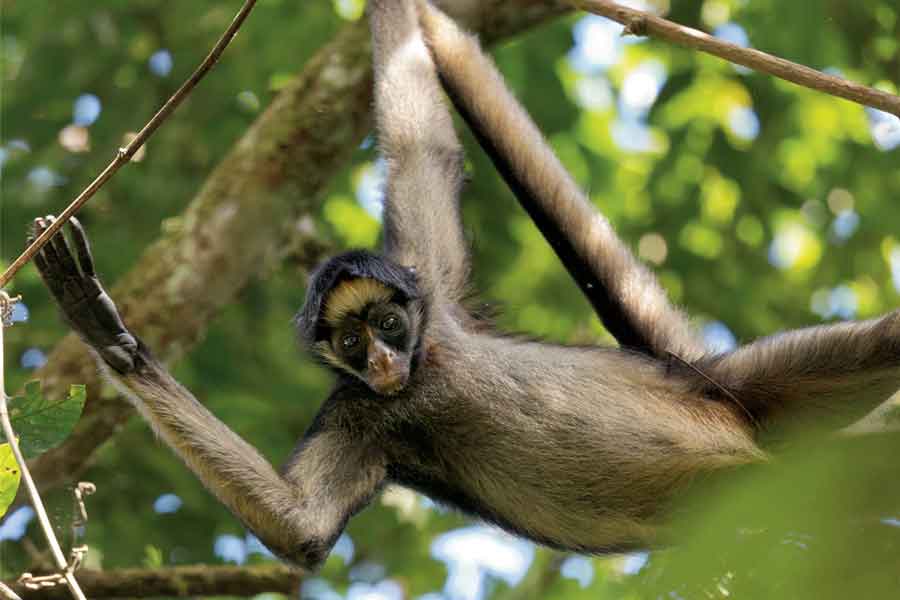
6;565;302;599
572;0;900;117
17;0;570;501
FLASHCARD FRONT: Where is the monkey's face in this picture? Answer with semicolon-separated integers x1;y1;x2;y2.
329;301;416;395
316;277;421;395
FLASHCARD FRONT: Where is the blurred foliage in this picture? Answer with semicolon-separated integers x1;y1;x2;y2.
1;0;899;598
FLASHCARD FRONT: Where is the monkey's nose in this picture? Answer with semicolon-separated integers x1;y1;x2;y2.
368;348;396;372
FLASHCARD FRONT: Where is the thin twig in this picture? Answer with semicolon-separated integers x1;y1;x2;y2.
0;0;259;290
70;481;96;546
0;582;23;600
571;0;900;117
0;293;87;600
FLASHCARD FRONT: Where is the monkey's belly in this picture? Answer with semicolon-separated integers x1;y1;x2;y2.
389;450;665;553
471;415;758;551
387;406;707;554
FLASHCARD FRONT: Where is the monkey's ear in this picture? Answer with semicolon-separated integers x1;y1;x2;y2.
293;301;320;348
295;260;339;346
296;253;353;346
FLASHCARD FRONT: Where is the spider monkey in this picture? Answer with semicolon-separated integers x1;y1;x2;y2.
30;0;900;569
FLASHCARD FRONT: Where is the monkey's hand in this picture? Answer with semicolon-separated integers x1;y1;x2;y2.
30;215;138;374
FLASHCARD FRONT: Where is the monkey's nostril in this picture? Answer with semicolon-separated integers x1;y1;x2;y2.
369;351;395;373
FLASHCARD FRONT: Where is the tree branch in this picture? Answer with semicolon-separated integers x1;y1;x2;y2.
16;0;570;501
5;565;302;599
572;0;900;117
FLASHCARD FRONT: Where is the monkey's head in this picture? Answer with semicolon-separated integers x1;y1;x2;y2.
296;250;424;396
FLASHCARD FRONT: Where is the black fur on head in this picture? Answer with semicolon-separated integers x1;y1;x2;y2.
295;249;420;347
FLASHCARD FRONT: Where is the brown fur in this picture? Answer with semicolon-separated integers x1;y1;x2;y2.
313;339;344;373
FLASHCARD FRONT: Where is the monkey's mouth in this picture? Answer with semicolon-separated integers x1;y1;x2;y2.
369;372;408;396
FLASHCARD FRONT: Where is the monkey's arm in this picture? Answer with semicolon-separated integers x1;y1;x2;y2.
371;0;469;303
417;2;705;361
30;217;386;569
703;313;900;433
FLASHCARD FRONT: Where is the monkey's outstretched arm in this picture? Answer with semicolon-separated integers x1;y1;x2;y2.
703;313;900;433
370;0;469;304
416;2;705;361
30;217;385;569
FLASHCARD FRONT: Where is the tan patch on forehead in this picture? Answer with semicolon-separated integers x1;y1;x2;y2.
324;278;393;327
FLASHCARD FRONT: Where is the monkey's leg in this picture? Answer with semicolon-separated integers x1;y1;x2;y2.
30;217;386;569
416;1;705;361
702;313;900;435
370;0;470;304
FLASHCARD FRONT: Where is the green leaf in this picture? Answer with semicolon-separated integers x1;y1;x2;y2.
142;544;164;569
0;443;22;518
0;382;86;459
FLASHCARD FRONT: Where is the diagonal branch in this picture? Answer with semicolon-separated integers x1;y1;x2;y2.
572;0;900;117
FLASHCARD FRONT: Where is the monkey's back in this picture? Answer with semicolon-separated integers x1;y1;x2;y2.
383;324;763;553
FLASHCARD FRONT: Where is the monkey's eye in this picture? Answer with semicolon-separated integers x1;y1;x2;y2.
381;315;399;331
342;334;361;350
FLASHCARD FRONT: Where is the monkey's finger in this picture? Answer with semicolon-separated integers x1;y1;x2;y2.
33;218;63;276
33;217;89;307
26;233;50;280
90;289;134;347
28;227;66;300
69;217;96;277
45;215;80;278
